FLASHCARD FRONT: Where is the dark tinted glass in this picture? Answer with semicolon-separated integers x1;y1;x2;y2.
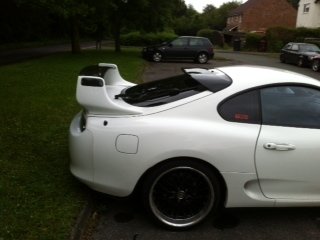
121;74;207;107
261;86;320;129
219;90;261;124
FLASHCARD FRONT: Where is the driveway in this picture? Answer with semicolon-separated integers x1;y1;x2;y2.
143;50;320;82
87;51;320;240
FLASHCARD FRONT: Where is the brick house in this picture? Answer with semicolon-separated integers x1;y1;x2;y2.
296;0;320;28
225;0;297;33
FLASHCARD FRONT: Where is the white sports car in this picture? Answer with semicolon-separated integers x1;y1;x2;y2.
70;63;320;229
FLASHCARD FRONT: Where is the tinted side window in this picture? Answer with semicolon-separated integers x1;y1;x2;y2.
171;38;188;47
261;86;320;129
219;90;261;124
292;44;299;51
284;43;292;50
189;38;204;46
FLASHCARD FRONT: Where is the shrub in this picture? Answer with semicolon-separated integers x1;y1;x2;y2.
245;33;263;50
266;27;296;52
265;27;320;52
197;29;224;47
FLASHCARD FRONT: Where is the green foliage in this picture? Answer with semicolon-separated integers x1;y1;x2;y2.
287;0;299;9
0;49;144;239
245;33;263;50
197;29;224;47
120;31;177;46
199;2;241;31
266;27;320;52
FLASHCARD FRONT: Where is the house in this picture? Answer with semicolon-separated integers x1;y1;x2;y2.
296;0;320;28
225;0;297;33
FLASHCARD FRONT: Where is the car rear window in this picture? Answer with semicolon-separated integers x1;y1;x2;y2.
116;71;232;107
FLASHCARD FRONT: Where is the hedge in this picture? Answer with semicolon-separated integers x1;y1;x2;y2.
197;29;224;47
120;31;177;46
266;27;320;52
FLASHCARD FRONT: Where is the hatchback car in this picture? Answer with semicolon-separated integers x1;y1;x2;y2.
312;55;320;72
142;36;214;64
70;63;320;229
280;42;320;67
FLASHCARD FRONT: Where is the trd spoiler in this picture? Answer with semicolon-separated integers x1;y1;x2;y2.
76;63;142;115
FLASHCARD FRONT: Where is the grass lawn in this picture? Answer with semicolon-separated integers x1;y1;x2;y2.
0;48;145;239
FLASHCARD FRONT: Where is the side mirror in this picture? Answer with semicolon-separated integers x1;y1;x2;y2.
168;43;173;47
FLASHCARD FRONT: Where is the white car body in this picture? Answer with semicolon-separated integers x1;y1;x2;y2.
70;63;320;228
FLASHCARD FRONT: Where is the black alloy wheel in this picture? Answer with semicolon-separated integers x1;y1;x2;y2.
142;160;221;229
312;59;320;72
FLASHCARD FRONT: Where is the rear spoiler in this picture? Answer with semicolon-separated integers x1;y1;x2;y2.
76;63;142;115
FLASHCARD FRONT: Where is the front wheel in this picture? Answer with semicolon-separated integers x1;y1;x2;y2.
197;53;209;64
312;59;320;72
142;160;221;229
152;52;162;62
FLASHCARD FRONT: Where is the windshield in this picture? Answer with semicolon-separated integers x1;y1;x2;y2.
116;74;207;107
300;44;320;52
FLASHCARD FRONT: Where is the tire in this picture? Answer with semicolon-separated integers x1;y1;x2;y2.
197;52;209;64
142;159;221;229
280;54;286;63
152;51;162;62
312;59;320;72
297;58;305;67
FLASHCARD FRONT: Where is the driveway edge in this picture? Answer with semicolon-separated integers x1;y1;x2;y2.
70;197;94;240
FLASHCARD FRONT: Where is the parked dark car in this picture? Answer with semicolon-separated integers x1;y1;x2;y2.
312;55;320;72
280;42;320;67
142;36;214;64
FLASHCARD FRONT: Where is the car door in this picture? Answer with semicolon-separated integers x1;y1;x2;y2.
289;44;300;64
165;38;189;59
255;85;320;200
188;38;204;58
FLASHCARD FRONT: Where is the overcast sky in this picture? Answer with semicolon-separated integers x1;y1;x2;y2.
184;0;243;12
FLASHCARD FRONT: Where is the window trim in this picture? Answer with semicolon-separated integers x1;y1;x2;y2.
218;83;320;129
303;3;310;13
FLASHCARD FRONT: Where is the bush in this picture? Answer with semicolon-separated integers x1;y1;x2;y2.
266;27;296;52
197;29;224;47
120;31;177;46
265;27;320;52
244;33;263;50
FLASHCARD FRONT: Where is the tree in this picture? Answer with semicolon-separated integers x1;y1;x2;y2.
17;0;92;53
201;1;241;30
287;0;299;9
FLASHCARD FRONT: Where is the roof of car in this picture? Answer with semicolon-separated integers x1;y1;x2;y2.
288;42;317;45
216;65;320;91
179;36;208;39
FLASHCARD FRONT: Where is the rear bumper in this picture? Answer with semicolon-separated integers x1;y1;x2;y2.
69;112;95;186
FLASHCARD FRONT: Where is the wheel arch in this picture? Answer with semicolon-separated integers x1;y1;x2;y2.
133;156;228;207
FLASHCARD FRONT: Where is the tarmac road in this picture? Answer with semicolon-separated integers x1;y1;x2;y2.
89;52;320;240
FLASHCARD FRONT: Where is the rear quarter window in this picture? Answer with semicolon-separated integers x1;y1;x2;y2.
218;90;261;124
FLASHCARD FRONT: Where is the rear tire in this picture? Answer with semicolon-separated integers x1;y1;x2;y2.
312;59;320;72
197;52;209;64
142;159;221;229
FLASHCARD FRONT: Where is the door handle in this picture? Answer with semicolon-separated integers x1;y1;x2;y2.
264;143;296;151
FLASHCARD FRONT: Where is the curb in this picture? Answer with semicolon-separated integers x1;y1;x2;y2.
70;197;94;240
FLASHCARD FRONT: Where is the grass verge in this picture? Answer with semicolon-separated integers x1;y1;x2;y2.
0;48;145;239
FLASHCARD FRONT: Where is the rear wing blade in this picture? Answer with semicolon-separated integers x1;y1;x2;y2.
76;63;142;115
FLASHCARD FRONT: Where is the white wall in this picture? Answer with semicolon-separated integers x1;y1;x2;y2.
296;0;320;28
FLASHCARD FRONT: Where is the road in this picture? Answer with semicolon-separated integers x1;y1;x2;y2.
89;52;320;240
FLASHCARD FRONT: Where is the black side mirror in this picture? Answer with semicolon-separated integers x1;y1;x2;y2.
168;43;173;47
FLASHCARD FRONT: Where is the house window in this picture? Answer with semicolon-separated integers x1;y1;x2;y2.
303;3;310;13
